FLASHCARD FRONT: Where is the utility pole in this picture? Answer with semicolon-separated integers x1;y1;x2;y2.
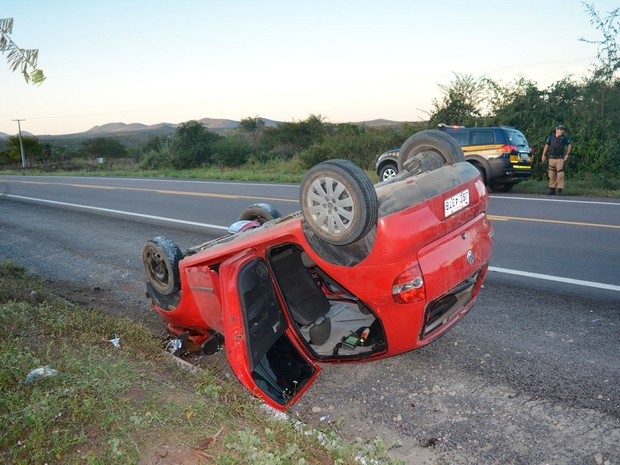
12;118;26;169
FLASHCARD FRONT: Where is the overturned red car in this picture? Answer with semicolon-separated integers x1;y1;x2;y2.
142;130;493;411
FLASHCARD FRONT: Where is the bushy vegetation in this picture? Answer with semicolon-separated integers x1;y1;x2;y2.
430;74;620;179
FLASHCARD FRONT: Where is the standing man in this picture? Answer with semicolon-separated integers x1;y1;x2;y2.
541;125;572;196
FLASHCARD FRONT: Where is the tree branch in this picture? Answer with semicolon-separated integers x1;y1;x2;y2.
0;17;46;85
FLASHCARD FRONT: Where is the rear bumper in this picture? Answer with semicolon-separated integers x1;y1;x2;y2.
419;265;487;341
488;158;532;183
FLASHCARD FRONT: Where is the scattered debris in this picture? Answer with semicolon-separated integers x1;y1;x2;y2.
108;336;121;348
165;338;183;356
25;366;58;384
190;426;223;461
165;332;188;357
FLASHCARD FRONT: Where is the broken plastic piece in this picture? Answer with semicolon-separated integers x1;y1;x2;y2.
166;338;183;356
109;336;121;348
25;366;58;384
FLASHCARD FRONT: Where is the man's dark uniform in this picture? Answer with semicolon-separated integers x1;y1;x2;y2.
542;126;571;195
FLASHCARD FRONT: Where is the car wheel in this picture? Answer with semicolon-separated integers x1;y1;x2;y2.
398;129;465;173
301;159;378;246
490;182;514;193
238;203;282;224
142;236;184;295
379;162;398;181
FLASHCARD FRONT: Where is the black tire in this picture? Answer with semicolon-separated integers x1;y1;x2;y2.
490;182;514;193
238;203;282;224
142;236;184;295
301;159;378;246
379;162;398;181
398;129;465;172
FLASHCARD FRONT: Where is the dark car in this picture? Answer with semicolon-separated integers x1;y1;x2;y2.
142;130;493;411
376;125;533;192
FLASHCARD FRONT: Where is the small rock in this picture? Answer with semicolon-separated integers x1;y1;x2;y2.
311;406;322;413
155;446;169;458
594;452;603;465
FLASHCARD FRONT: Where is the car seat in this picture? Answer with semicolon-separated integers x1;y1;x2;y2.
270;247;332;345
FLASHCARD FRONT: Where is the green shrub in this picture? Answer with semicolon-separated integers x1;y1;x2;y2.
298;124;404;169
212;136;252;167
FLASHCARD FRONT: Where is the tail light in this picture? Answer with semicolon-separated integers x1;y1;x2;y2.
499;144;517;154
392;264;426;303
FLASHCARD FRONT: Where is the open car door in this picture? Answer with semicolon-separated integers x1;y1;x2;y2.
220;251;321;410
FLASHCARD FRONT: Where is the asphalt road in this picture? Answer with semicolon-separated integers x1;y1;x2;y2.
0;175;619;465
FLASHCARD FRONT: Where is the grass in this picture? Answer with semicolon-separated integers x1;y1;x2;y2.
4;160;619;197
1;159;310;184
0;262;404;464
512;173;620;198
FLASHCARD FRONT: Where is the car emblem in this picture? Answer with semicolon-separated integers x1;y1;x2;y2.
466;250;475;265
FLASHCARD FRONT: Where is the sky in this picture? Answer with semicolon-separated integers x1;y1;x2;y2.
0;0;617;136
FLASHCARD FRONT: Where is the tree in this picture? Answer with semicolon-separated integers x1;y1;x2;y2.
239;116;266;153
81;137;127;159
0;135;46;165
428;73;490;127
260;115;329;159
580;3;620;82
239;116;266;134
170;120;220;169
0;18;45;84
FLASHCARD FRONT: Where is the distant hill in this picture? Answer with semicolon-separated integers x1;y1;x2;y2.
0;131;34;139
197;118;240;130
352;119;402;128
5;117;408;145
85;122;177;134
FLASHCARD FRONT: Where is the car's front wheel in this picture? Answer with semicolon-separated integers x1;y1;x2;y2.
379;162;398;181
301;159;378;246
142;236;184;295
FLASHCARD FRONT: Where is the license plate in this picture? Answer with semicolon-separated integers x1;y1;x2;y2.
444;189;469;217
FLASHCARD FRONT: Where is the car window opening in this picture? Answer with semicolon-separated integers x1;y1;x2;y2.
269;244;387;359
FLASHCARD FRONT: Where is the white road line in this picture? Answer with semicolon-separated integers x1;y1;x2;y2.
490;195;620;206
3;194;230;231
0;176;299;188
5;194;619;292
489;266;620;292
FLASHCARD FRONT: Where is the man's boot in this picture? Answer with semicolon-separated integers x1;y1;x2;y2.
557;188;563;196
547;188;555;195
